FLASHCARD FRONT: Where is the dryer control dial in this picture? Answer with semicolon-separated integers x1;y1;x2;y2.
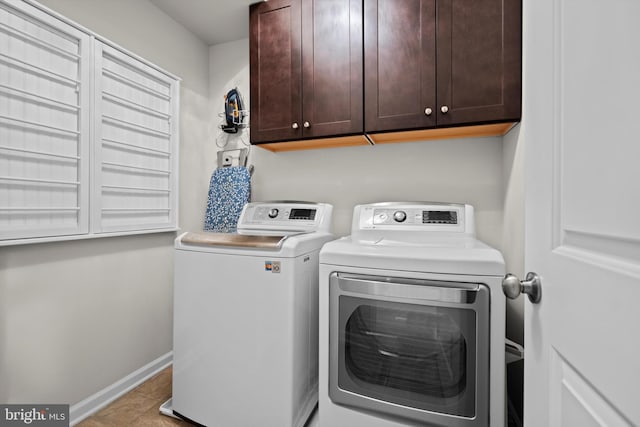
393;211;407;222
268;208;279;218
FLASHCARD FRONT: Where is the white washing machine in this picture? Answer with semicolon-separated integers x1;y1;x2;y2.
318;202;506;427
172;201;334;427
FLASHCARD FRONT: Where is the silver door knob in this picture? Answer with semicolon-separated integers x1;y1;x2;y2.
303;121;310;128
502;272;542;303
424;107;433;116
441;105;449;114
292;122;299;129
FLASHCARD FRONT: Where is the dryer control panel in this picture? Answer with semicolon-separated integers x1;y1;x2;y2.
238;202;333;233
354;202;475;236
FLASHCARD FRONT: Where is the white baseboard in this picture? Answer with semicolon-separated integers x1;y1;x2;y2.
69;351;173;426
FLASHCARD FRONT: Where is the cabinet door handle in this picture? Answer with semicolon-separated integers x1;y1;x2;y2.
292;122;299;129
303;121;310;128
424;107;433;116
440;106;449;114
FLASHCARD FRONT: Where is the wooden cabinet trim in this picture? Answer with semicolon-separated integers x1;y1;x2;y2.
368;122;516;144
257;134;371;152
255;122;516;152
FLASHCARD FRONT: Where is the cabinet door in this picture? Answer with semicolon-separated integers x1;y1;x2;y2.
436;0;522;126
250;0;302;144
364;0;437;133
301;0;362;138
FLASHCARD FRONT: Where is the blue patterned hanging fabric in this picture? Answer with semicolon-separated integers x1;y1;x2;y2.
204;166;251;232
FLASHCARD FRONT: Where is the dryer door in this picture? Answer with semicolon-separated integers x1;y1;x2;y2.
329;273;490;427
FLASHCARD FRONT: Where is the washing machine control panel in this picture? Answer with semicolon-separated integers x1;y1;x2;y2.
238;202;333;232
355;203;473;235
254;206;316;221
373;208;457;225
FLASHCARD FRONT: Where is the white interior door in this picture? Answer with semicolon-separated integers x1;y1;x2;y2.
523;0;640;425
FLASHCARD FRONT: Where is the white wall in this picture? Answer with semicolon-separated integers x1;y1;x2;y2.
209;39;505;247
0;0;210;406
503;124;525;345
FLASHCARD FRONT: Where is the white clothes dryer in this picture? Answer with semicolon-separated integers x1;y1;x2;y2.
172;201;334;427
318;202;506;427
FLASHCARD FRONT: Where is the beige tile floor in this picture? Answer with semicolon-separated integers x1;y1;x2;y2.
76;366;319;427
77;367;193;426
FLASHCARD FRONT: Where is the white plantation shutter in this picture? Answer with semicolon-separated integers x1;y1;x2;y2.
0;0;90;241
93;43;178;233
0;0;180;245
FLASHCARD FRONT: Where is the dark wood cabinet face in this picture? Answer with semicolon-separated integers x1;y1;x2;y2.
364;0;437;133
250;0;521;146
250;0;362;144
250;0;302;143
437;0;522;126
302;0;363;138
365;0;521;133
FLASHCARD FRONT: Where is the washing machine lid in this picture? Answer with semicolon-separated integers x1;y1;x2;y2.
319;235;505;276
176;230;335;257
180;231;290;249
175;201;335;256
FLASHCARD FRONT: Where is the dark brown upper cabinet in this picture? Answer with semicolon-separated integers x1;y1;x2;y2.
250;0;363;145
364;0;522;133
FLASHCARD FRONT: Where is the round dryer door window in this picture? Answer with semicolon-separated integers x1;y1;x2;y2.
344;303;471;412
328;273;491;426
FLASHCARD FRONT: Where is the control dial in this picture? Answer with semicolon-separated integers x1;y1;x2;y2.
393;211;407;222
268;208;279;219
393;210;407;223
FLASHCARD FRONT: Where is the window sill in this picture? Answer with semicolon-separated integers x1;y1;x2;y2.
0;228;180;247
